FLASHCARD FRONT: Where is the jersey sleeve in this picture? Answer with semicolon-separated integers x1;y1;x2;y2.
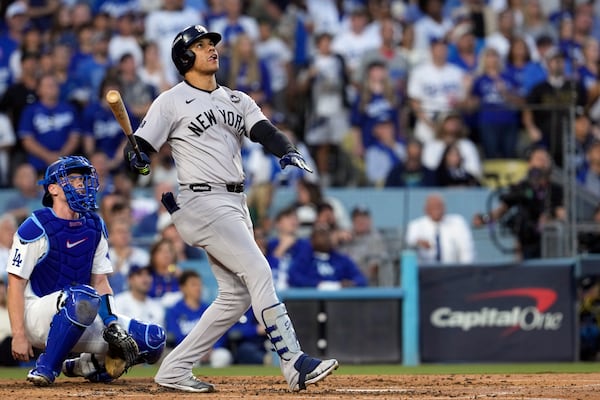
134;93;173;152
239;91;268;138
5;233;48;280
92;235;113;275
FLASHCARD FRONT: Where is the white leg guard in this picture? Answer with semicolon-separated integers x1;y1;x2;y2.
62;353;114;382
261;303;339;391
62;353;98;377
261;303;301;361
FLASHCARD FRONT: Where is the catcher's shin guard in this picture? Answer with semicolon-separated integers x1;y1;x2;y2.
32;285;101;382
128;319;166;364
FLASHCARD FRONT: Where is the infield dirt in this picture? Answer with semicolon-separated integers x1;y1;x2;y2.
1;373;600;399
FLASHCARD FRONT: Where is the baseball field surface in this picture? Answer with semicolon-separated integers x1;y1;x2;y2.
1;364;600;399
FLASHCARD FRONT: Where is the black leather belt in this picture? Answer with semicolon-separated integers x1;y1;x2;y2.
188;183;244;193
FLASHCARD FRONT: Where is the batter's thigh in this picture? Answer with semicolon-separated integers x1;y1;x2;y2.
207;216;279;308
173;191;279;309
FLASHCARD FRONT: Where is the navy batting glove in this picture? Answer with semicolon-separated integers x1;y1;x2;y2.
127;151;151;176
280;152;313;173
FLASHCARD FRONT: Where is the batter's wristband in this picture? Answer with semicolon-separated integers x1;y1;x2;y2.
99;294;118;326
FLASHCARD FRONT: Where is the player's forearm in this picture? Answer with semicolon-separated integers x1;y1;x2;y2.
123;135;157;161
7;274;27;337
91;273;114;296
249;120;296;157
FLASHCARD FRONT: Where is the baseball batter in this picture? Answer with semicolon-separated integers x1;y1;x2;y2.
7;156;166;386
124;25;339;393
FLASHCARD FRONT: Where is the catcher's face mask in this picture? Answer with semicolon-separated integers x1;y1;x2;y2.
40;156;100;212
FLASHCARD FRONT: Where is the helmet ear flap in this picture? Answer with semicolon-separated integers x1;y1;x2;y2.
180;49;196;73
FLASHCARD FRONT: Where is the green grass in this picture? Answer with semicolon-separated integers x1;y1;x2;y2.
1;362;599;380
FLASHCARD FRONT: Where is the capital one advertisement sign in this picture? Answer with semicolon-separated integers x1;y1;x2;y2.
420;264;576;362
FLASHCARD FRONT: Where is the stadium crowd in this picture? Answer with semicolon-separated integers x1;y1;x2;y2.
2;0;600;364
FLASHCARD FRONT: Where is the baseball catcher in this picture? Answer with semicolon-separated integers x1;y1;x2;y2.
7;156;166;385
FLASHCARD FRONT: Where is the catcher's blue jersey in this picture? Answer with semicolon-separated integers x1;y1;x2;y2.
19;208;104;297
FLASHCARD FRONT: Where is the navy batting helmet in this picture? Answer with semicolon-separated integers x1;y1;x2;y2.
171;25;221;75
39;156;99;212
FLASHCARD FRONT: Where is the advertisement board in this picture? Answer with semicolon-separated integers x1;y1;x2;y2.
420;264;576;362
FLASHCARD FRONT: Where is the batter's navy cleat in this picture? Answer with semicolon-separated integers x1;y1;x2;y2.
156;375;216;393
27;368;55;386
290;354;339;392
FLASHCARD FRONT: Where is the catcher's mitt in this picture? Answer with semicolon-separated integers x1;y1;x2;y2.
102;323;139;378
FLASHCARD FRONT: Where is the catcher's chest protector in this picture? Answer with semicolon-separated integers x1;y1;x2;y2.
26;209;102;297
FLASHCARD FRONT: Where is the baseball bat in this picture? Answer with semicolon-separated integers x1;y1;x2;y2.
105;89;149;175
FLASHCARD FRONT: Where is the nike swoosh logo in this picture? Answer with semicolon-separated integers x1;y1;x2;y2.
185;98;195;104
66;238;88;249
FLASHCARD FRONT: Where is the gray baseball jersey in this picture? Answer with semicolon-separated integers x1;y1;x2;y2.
135;81;266;184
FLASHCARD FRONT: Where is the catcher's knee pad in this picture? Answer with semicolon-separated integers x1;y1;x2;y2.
128;319;166;364
60;284;101;327
262;303;301;361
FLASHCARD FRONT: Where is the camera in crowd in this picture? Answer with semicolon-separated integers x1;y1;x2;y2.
497;168;551;243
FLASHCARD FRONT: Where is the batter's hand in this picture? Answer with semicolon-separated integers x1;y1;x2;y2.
280;152;313;173
11;333;34;362
127;151;151;176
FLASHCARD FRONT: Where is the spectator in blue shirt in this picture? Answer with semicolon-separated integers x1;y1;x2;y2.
505;36;541;97
225;308;268;365
81;78;129;171
147;238;182;308
222;33;272;106
469;46;524;159
0;1;29;97
266;205;312;291
350;60;401;159
73;30;112;107
165;270;232;367
385;138;438;187
288;223;367;289
18;73;81;174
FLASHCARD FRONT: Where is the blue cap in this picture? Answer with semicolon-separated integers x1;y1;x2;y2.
128;265;150;277
429;36;447;46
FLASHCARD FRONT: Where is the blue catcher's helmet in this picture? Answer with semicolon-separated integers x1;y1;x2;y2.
39;156;100;212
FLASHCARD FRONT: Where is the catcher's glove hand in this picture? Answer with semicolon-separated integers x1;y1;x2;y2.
102;323;139;378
